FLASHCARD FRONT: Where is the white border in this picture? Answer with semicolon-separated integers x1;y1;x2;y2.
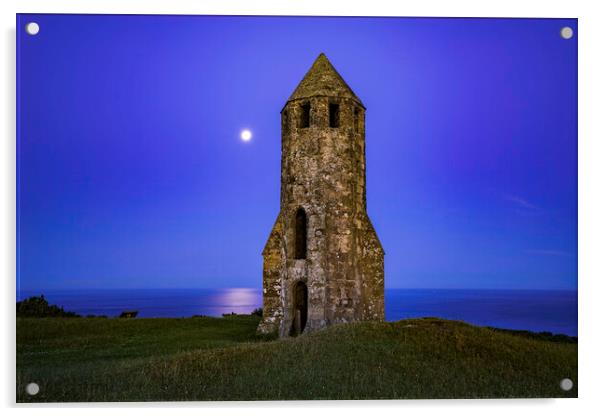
2;0;601;414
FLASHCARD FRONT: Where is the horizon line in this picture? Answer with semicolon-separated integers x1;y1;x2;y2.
17;286;578;293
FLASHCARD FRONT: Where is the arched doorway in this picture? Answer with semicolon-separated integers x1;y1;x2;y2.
289;281;308;336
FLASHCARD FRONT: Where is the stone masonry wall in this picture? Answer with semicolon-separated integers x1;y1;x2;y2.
258;54;384;337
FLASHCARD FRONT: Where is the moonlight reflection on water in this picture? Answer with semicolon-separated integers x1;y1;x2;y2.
17;288;577;336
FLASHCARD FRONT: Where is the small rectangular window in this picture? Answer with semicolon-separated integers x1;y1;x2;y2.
329;103;340;128
299;104;310;128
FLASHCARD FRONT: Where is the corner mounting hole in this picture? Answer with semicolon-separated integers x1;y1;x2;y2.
26;382;39;396
560;378;573;391
560;26;573;39
25;22;40;36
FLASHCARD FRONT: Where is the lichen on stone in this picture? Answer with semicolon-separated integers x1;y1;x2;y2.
258;53;384;338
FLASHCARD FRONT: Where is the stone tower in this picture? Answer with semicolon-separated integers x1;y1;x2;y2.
257;53;384;337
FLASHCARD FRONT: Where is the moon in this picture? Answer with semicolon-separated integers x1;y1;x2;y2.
241;129;252;142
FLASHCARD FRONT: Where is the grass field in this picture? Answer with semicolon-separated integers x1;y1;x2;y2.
17;315;577;402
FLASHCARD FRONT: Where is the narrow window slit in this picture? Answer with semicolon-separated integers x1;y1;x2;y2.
299;104;310;128
294;208;307;259
329;103;340;128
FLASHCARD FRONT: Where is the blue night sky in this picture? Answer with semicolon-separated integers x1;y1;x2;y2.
17;15;577;292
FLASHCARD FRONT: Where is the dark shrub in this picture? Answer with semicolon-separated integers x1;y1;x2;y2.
251;308;263;317
16;295;80;318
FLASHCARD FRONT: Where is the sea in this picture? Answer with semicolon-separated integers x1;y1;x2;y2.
17;288;578;336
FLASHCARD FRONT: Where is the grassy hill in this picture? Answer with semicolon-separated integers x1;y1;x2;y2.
16;315;577;402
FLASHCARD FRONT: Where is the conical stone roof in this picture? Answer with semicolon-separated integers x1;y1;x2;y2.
287;53;364;107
